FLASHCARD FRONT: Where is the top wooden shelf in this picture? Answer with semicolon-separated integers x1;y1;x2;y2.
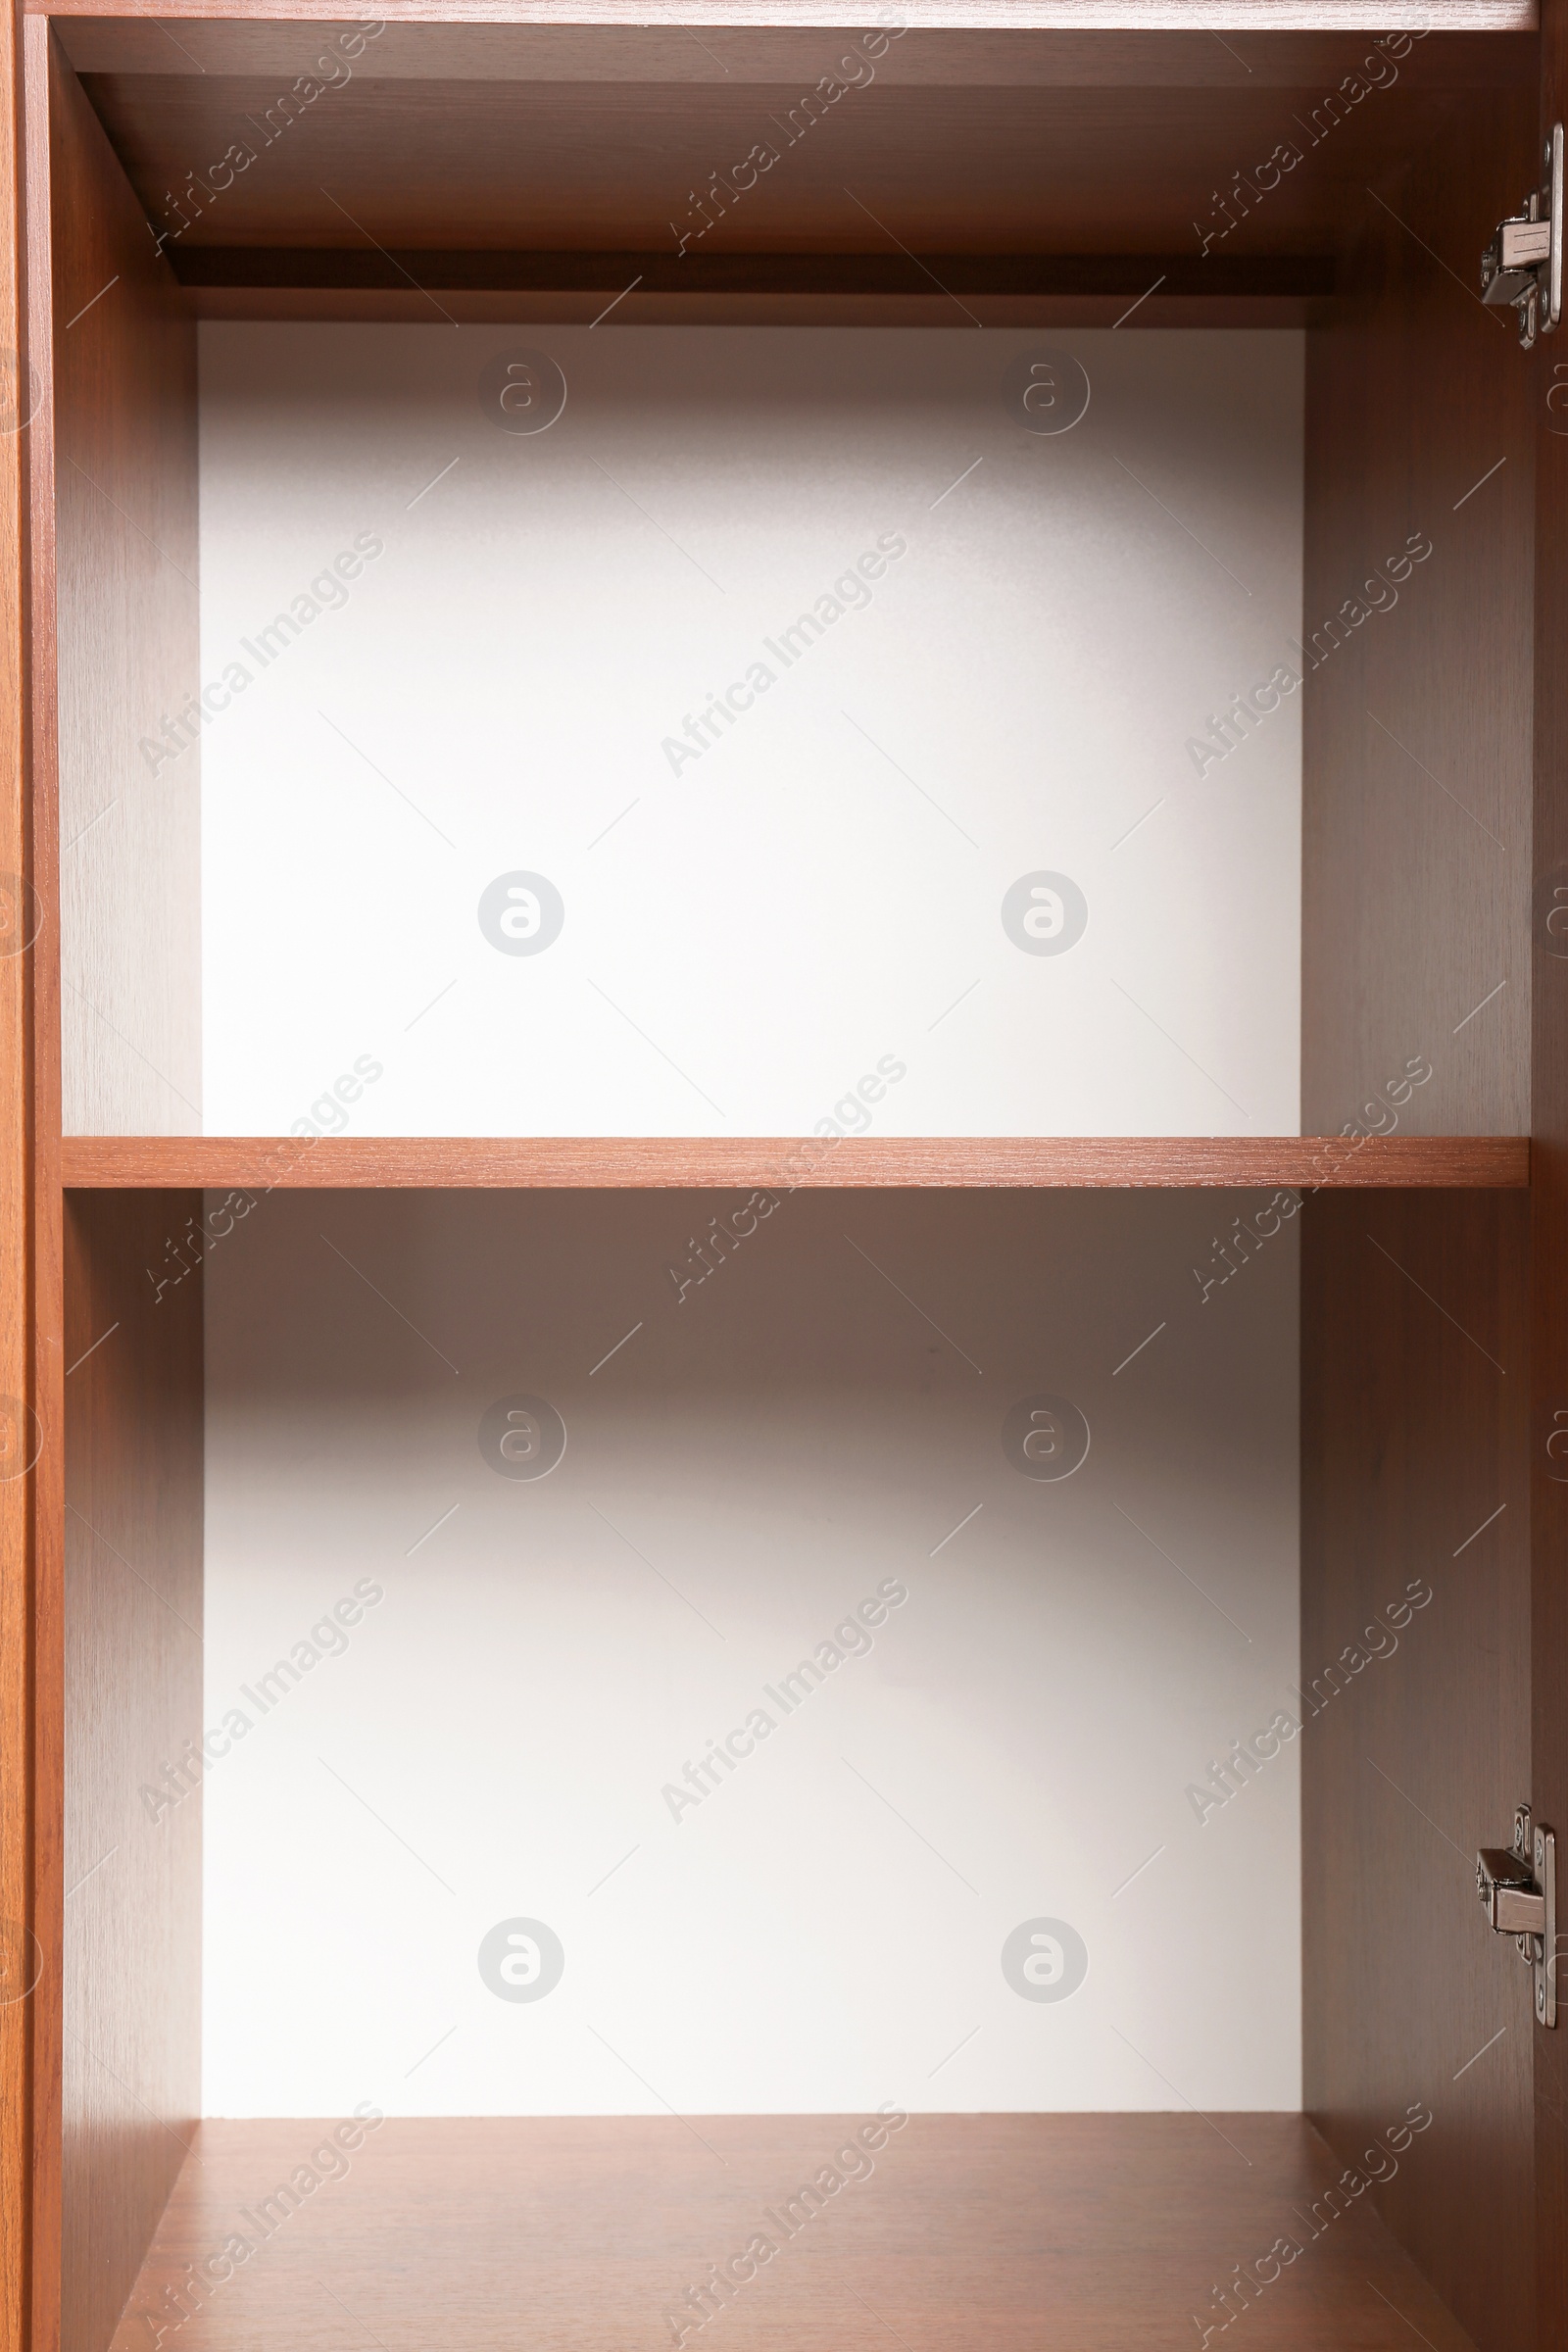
57;1135;1529;1190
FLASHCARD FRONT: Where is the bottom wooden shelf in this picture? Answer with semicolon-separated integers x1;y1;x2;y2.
108;2114;1475;2352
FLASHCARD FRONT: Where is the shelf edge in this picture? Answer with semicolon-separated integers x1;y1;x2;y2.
57;1135;1532;1190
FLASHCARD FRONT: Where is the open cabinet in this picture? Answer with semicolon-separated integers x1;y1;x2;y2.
3;7;1567;2352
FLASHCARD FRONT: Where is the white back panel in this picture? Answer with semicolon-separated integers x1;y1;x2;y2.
199;324;1301;1138
200;1187;1299;2116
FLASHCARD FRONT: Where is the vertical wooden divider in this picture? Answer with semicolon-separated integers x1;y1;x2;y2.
1535;2;1568;2332
22;16;62;2348
1;8;44;2352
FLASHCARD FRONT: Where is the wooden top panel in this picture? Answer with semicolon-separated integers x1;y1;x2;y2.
106;2113;1479;2352
36;4;1542;29
54;22;1531;262
58;1133;1531;1188
51;19;1538;74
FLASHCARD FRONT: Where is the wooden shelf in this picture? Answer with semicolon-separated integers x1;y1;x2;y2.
107;2113;1476;2352
170;248;1334;297
59;1134;1530;1190
172;247;1328;326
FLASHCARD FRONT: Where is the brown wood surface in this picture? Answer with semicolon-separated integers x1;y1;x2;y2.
0;1;38;2349
61;1192;203;2352
25;1;1542;24
46;26;199;1136
178;288;1325;327
165;240;1328;328
56;1132;1531;1191
106;2114;1481;2352
167;246;1333;295
68;60;1514;264
24;32;206;2352
1301;1187;1532;2352
20;25;62;2352
1296;66;1544;2352
49;21;1539;80
1532;0;1568;2336
1299;86;1536;1138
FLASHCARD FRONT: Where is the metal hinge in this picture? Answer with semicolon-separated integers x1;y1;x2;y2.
1482;125;1564;348
1477;1804;1557;2026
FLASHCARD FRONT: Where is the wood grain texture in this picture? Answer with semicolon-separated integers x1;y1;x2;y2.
178;288;1324;327
57;1133;1531;1190
106;2114;1481;2352
1531;0;1568;2333
1301;1187;1531;2352
69;69;1494;263
1;11;41;2352
62;1191;203;2352
165;240;1329;329
22;23;67;2352
26;0;1541;26
50;21;1541;82
47;35;200;1135
167;247;1334;295
1299;85;1536;1137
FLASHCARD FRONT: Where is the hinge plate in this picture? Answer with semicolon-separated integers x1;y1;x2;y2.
1482;125;1564;348
1477;1804;1557;2027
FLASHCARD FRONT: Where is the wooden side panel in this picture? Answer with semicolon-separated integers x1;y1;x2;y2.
62;1191;202;2352
1298;79;1543;2339
1533;1;1568;2334
1300;89;1536;1139
1302;1187;1532;2352
1;0;41;2348
47;40;197;1136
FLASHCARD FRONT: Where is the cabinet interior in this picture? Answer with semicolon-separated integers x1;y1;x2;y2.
37;18;1541;2352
